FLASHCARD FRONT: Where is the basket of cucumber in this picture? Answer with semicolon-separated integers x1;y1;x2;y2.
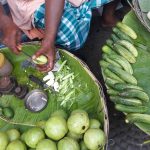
0;42;109;149
100;10;150;135
131;0;150;32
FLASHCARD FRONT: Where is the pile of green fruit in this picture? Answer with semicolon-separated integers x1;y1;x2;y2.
100;22;150;124
0;106;14;119
0;109;106;150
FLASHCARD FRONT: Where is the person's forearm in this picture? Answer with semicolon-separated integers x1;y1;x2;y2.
0;4;5;29
44;0;65;43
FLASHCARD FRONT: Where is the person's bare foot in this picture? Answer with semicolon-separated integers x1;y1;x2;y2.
101;15;119;28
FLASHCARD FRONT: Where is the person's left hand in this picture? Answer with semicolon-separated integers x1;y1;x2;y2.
33;39;56;73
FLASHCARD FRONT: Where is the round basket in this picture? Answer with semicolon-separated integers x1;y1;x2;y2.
130;0;150;32
0;42;109;149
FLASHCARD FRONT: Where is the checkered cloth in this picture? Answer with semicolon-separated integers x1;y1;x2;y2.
34;0;112;51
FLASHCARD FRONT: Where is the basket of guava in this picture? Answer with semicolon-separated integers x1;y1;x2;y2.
0;42;109;149
100;10;150;135
131;0;150;32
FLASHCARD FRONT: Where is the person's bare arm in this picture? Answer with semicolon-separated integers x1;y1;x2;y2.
0;4;21;54
34;0;65;72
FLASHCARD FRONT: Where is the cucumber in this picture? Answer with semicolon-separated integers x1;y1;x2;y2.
99;60;110;68
110;96;142;106
114;44;136;64
118;40;138;57
116;22;137;39
108;54;133;74
119;89;149;102
104;69;124;83
126;113;150;124
112;27;133;43
106;39;114;49
108;65;137;85
115;104;148;113
102;54;121;68
102;45;116;55
32;55;48;65
111;34;120;43
105;78;119;88
114;83;143;91
107;89;119;96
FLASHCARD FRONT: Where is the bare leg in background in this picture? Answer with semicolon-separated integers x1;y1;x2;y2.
101;0;120;27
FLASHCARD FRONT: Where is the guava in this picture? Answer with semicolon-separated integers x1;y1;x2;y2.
44;116;68;140
80;141;88;150
67;112;89;134
0;132;9;150
67;132;83;141
36;139;57;150
89;119;101;129
6;129;20;142
58;137;80;150
84;128;106;150
71;109;87;116
36;120;46;129
24;127;45;148
51;110;68;120
6;140;27;150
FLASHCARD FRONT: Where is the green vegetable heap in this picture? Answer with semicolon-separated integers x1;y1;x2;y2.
0;109;106;150
100;21;150;126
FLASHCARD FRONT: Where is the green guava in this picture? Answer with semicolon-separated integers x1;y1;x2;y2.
89;119;101;129
36;139;57;150
0;132;9;150
80;141;88;150
58;137;80;150
6;140;27;150
51;110;68;120
67;132;83;141
44;116;68;140
71;109;87;116
6;129;20;142
84;128;106;150
24;127;45;148
67;112;89;134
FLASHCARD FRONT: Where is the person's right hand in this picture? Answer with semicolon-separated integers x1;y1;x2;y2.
1;15;22;54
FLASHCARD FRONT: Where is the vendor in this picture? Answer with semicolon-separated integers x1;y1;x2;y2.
0;0;119;72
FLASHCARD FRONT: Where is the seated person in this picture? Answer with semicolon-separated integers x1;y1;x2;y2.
0;0;119;72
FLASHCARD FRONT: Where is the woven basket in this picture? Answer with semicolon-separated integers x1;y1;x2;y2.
129;0;150;32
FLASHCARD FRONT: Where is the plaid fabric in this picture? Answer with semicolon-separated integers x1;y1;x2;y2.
34;0;112;51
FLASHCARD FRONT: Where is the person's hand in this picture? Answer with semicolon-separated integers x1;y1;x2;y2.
1;15;22;54
33;39;56;72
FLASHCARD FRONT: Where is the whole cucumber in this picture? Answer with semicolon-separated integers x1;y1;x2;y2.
108;54;133;74
105;78;119;88
112;27;133;43
117;40;138;57
102;45;116;55
104;69;124;83
107;89;120;96
126;113;150;124
116;22;137;39
114;44;136;64
108;65;137;85
103;54;122;68
106;39;114;49
110;96;142;106
111;34;120;43
119;89;149;102
99;60;110;68
115;104;148;113
114;83;143;91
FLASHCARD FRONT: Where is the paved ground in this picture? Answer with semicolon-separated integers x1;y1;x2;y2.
72;6;150;150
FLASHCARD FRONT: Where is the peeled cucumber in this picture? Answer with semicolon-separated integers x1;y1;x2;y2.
33;55;48;65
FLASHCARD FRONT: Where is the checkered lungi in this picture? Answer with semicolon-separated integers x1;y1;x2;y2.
34;0;112;51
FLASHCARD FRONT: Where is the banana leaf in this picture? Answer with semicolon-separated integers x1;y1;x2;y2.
122;11;150;134
0;42;109;140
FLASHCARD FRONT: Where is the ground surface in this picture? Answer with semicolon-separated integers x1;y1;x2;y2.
72;7;150;150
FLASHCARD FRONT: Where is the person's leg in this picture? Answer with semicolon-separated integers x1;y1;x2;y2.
101;0;120;27
34;1;92;51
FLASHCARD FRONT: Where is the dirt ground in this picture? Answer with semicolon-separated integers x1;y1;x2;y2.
72;6;150;150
